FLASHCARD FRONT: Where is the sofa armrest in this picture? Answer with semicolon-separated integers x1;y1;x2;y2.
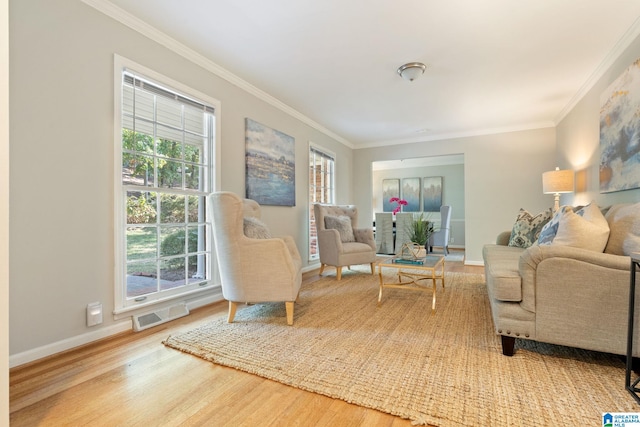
496;231;511;246
520;244;629;272
518;244;629;313
519;244;632;354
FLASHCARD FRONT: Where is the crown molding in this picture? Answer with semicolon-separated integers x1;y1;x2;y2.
555;15;640;124
354;121;555;149
81;0;353;149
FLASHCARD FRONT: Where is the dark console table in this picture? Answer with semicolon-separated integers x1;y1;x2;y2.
627;252;640;404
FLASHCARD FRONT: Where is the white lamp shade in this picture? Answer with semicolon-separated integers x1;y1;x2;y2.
542;168;574;194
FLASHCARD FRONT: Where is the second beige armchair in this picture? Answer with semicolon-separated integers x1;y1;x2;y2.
313;203;377;280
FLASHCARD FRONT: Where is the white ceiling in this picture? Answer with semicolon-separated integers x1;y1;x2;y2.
102;0;640;148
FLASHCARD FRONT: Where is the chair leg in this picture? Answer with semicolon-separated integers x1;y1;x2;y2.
370;262;375;274
336;266;342;280
319;264;325;276
227;301;238;323
285;301;295;325
444;246;449;255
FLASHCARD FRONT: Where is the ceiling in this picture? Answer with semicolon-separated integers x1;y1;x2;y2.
102;0;640;148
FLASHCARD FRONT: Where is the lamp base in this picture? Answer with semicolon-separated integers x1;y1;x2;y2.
553;193;560;212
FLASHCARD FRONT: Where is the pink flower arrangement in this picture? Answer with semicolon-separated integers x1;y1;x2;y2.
389;197;408;214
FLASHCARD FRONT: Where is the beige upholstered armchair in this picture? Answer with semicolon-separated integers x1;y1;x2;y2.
210;191;302;325
313;203;377;280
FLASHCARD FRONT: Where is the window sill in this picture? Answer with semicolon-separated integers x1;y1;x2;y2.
113;283;222;320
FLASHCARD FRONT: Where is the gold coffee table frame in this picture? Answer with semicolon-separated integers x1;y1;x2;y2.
377;255;445;311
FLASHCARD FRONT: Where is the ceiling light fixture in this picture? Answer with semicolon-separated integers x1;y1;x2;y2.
397;62;426;82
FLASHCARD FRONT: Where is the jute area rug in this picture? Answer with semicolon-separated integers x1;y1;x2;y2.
164;265;637;426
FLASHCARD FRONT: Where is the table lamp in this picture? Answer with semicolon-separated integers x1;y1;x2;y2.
542;167;574;212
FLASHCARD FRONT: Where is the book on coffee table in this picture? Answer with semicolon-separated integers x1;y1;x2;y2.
391;257;424;265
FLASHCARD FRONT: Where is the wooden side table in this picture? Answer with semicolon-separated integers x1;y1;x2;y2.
627;252;640;404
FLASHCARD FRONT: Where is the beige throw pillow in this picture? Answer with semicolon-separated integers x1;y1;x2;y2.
552;203;610;252
324;215;355;243
243;217;272;239
604;202;640;255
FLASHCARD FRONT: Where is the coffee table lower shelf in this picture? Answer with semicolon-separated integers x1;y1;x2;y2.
377;256;445;311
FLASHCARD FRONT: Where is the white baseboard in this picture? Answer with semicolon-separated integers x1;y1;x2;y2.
302;263;320;273
9;321;133;368
464;260;485;266
9;289;225;369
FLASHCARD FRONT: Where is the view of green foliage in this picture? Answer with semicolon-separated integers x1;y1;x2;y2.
127;194;157;224
122;129;202;189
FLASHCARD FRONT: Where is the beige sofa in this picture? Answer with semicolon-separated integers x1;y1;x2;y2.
483;202;640;356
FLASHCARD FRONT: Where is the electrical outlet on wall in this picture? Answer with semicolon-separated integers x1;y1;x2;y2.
450;237;454;244
87;302;103;327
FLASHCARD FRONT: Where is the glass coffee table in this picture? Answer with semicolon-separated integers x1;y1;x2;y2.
377;255;445;311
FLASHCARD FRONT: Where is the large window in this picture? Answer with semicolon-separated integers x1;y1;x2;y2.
309;144;335;261
115;58;219;312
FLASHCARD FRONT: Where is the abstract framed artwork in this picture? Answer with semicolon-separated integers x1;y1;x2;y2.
600;58;640;193
422;176;443;212
382;179;400;212
245;118;295;206
402;178;421;212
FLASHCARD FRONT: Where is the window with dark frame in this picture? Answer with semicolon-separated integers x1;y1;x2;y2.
309;145;335;261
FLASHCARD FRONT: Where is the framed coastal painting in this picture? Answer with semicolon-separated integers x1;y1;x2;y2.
382;179;400;212
401;178;421;212
245;118;295;206
422;176;443;211
599;58;640;193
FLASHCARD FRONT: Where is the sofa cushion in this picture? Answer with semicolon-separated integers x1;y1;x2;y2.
508;208;553;248
243;217;272;239
538;205;574;245
551;202;610;252
604;202;640;255
325;215;356;243
482;244;525;302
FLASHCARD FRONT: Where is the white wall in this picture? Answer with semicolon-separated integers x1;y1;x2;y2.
2;0;9;421
9;0;350;360
353;127;557;264
372;163;465;246
557;31;640;206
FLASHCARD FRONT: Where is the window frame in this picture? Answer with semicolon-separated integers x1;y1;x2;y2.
308;143;335;261
113;55;221;315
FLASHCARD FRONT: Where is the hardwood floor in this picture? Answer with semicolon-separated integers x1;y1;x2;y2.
10;251;482;426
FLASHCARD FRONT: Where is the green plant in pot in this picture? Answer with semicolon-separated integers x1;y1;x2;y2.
406;213;434;247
